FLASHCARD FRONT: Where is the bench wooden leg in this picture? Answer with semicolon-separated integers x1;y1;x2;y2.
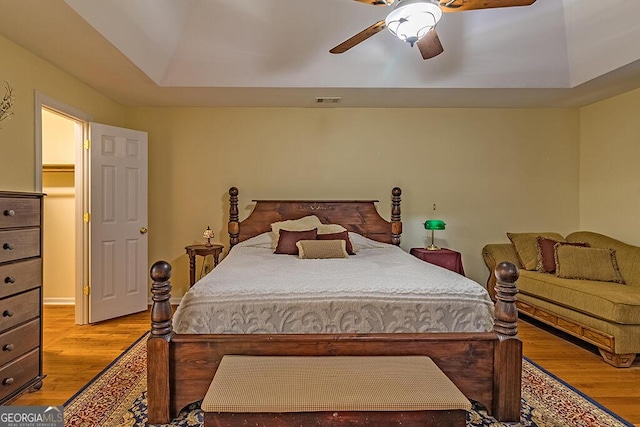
598;349;636;368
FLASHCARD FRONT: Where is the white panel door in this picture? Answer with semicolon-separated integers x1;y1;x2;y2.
89;123;148;323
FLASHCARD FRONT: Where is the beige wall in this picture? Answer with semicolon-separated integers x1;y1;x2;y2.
2;32;608;301
579;88;640;246
0;34;126;192
127;107;580;296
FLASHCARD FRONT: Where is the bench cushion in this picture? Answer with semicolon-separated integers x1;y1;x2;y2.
202;355;471;413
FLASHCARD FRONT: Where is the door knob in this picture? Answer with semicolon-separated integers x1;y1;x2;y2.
3;210;15;217
139;227;148;234
2;243;14;250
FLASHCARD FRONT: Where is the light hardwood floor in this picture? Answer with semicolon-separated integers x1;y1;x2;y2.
10;306;640;426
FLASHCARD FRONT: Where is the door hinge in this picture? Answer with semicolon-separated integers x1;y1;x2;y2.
84;139;90;150
83;212;90;223
83;285;90;296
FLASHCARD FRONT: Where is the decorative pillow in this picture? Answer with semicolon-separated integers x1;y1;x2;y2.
317;231;355;255
274;229;318;255
271;216;323;248
317;223;347;234
536;237;589;274
507;232;565;271
555;245;626;284
296;240;348;259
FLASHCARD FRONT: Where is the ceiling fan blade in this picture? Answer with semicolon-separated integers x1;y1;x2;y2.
439;0;536;13
353;0;394;5
417;29;444;60
330;20;387;54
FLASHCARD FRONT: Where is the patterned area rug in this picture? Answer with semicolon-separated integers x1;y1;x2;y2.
64;333;633;427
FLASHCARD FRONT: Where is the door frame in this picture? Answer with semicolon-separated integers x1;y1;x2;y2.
35;91;92;325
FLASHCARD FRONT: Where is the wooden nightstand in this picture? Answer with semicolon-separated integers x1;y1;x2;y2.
185;244;224;287
410;248;465;276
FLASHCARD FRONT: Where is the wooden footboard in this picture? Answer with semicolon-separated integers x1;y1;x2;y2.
147;262;521;424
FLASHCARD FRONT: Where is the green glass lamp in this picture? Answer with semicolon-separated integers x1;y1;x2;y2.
424;219;446;251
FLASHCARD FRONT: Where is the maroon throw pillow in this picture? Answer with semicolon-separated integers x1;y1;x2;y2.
536;237;589;273
274;229;318;255
317;231;355;255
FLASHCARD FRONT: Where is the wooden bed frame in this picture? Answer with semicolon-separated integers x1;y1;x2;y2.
147;187;522;424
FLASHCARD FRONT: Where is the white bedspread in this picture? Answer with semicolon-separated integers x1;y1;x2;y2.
172;233;494;334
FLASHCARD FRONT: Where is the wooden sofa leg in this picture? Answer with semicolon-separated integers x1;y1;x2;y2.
598;349;636;368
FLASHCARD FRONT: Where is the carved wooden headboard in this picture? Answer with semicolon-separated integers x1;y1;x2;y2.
227;187;402;248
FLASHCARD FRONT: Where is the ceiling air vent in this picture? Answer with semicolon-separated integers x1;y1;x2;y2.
315;97;342;104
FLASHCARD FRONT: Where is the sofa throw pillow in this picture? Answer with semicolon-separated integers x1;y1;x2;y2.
296;240;349;259
507;232;565;271
536;237;589;274
271;215;323;248
317;231;355;255
274;229;318;255
555;245;626;284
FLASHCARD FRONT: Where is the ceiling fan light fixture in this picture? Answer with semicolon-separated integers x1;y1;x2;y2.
385;0;442;46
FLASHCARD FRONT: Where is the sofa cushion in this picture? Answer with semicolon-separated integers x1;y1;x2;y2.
517;270;640;324
567;231;640;288
507;232;565;271
555;246;625;284
536;237;589;274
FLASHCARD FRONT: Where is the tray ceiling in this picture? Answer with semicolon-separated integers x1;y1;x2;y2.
1;0;640;107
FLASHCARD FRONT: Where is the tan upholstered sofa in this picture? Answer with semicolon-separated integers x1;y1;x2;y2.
483;231;640;367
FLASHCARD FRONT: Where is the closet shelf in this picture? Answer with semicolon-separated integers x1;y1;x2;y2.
43;164;74;172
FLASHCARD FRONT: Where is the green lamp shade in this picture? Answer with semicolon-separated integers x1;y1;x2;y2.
424;219;446;230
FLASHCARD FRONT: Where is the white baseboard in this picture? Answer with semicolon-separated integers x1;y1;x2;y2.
44;297;75;305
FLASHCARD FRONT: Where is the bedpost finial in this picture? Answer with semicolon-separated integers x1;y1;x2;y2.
494;261;519;337
150;261;172;282
229;187;238;197
392;187;401;197
495;261;519;284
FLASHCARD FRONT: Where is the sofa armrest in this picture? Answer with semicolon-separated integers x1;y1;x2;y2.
482;244;521;300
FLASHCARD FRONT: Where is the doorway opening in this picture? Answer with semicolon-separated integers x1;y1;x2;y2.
35;92;92;325
41;109;77;307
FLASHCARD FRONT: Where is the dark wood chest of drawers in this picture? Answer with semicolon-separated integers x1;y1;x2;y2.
0;191;45;403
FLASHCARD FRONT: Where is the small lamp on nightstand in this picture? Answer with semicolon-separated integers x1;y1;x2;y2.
203;226;215;247
424;219;445;251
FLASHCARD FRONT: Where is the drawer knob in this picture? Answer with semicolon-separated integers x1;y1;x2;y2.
2;310;13;318
2;344;13;352
2;377;14;386
3;209;15;217
4;277;15;284
2;243;14;251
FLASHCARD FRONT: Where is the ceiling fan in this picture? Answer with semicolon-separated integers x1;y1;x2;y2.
330;0;537;60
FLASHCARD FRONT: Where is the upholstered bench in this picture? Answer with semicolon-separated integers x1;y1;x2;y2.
202;355;471;427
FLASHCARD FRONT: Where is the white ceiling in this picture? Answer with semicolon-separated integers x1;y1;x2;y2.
1;0;640;107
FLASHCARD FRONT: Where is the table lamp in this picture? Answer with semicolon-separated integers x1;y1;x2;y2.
424;219;445;251
203;226;215;247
